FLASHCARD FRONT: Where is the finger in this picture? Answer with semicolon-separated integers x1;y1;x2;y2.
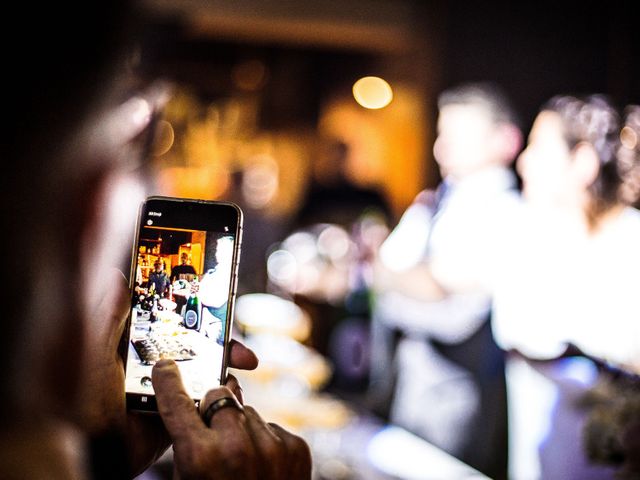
199;386;246;430
268;423;312;479
224;373;245;405
152;360;205;441
228;339;259;370
196;389;259;478
242;406;286;479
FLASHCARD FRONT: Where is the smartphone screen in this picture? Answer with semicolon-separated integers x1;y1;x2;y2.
123;196;242;411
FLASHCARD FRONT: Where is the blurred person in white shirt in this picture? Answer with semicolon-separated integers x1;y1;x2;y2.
369;82;523;480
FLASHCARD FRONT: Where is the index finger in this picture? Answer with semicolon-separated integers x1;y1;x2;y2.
152;360;206;441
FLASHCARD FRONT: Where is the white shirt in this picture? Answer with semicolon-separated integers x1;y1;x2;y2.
486;205;640;479
377;166;519;341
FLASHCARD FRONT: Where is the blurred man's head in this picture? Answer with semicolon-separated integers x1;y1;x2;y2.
1;1;155;421
433;83;522;180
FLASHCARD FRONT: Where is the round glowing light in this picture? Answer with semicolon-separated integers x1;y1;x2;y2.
620;126;637;150
352;76;393;109
152;120;175;156
266;249;298;286
317;225;351;261
232;59;268;91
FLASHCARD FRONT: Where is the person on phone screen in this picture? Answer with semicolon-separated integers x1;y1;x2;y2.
147;260;170;297
0;2;311;479
170;252;197;284
199;235;235;345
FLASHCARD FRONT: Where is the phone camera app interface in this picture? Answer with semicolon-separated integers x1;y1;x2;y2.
126;224;235;400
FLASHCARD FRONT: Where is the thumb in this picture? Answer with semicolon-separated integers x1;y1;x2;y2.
152;360;205;441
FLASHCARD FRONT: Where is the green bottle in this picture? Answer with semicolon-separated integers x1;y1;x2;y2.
184;292;201;331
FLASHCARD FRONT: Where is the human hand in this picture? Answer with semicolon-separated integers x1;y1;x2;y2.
81;269;259;477
152;360;312;479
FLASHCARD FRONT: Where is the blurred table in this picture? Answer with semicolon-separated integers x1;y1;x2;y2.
138;406;489;480
235;293;312;342
301;410;490;480
233;364;488;480
137;290;489;480
232;293;488;479
136;359;488;480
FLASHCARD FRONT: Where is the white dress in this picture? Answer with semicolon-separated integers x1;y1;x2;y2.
492;205;640;479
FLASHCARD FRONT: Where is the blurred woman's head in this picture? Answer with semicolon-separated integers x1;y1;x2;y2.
517;95;638;229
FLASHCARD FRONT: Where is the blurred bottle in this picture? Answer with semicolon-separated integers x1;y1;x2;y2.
150;293;159;323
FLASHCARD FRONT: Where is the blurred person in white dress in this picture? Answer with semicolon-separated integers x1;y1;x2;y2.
499;95;640;480
434;95;640;479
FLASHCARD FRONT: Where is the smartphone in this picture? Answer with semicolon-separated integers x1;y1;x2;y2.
122;196;243;412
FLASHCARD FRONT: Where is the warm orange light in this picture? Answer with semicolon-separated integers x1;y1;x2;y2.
156;166;229;200
352;76;393;109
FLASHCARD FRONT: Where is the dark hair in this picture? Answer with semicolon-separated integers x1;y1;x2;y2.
8;3;137;167
541;95;636;226
438;82;521;128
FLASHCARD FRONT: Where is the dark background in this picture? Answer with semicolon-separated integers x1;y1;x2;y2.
440;1;638;130
140;0;638;187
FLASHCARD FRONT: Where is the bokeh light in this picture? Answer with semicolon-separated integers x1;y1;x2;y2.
152;120;175;156
352;76;393;109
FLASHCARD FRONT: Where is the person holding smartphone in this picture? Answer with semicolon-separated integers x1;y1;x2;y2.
1;2;311;479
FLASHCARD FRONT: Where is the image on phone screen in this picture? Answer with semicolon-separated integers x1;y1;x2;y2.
124;199;241;408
